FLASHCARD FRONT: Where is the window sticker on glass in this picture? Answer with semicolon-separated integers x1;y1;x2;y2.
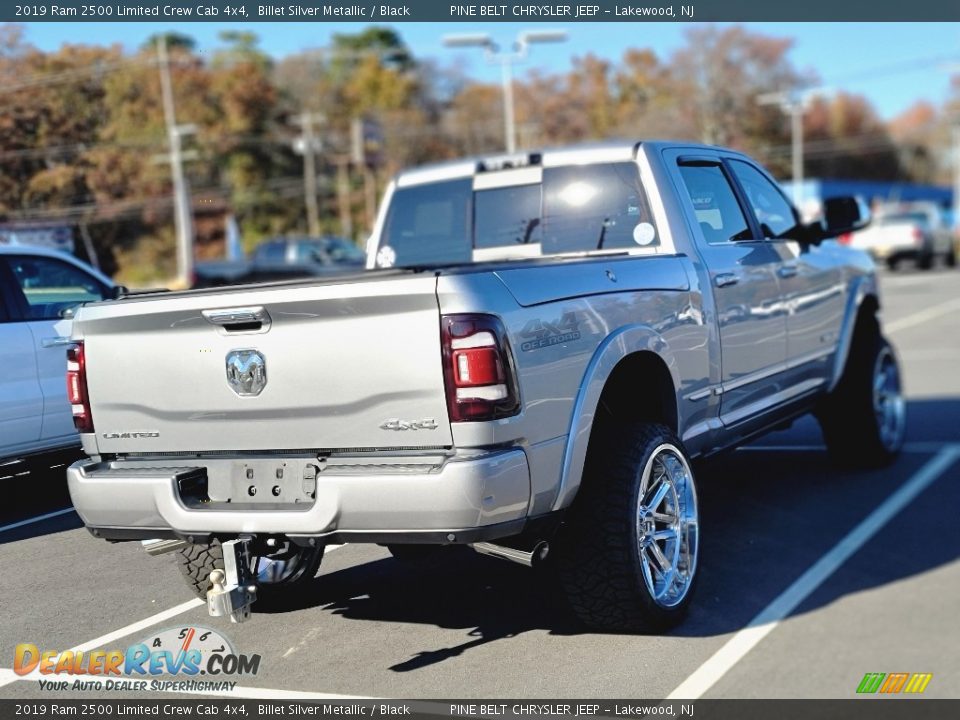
633;222;657;246
690;191;716;210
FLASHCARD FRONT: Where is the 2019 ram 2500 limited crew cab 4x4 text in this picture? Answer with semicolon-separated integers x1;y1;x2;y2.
66;141;903;631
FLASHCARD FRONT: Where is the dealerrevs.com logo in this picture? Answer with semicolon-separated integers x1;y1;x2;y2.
14;626;260;693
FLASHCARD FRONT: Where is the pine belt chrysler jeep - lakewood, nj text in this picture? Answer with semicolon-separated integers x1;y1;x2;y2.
66;141;905;630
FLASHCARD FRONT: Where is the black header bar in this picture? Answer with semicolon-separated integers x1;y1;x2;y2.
4;0;960;23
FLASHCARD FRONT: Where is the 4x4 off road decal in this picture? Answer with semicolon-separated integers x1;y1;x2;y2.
520;312;581;352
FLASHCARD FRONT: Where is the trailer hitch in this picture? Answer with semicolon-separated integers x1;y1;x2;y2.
206;537;257;623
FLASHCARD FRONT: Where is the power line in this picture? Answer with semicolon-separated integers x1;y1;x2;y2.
819;53;960;87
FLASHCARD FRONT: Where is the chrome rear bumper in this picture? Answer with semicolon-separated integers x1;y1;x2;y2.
67;449;531;543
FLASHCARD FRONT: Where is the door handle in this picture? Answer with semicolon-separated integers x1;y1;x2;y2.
777;265;799;279
714;273;739;288
42;336;76;348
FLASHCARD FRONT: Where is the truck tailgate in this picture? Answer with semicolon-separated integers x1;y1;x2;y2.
75;276;453;453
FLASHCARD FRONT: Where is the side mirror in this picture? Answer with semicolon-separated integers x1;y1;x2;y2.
820;196;870;238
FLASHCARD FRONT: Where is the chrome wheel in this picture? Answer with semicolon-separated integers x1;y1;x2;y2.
636;444;699;609
873;346;905;452
251;542;318;585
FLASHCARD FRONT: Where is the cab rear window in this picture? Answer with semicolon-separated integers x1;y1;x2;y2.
379;162;658;267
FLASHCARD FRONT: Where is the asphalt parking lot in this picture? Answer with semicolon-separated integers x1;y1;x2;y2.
1;267;958;701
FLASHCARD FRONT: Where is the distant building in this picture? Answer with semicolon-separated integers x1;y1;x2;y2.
0;223;74;253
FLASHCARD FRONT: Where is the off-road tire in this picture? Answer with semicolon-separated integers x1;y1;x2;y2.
817;317;905;469
177;540;323;600
554;422;699;632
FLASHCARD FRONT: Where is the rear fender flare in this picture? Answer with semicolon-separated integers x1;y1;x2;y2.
552;325;680;511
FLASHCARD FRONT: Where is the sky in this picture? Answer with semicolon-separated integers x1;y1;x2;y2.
16;21;960;119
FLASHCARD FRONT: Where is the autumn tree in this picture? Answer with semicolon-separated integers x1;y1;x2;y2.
669;25;806;170
801;92;903;181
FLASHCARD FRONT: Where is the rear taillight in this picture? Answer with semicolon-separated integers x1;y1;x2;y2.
441;314;520;422
912;227;923;245
66;342;93;433
837;233;852;245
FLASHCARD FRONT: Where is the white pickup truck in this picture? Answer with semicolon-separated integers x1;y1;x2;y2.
66;141;904;631
844;202;956;270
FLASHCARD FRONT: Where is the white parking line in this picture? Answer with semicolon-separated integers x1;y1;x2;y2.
0;544;345;691
885;298;960;334
183;685;372;700
739;441;946;454
667;443;960;700
0;598;205;689
0;507;75;534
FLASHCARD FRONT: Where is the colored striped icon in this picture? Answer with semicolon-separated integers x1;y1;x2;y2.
857;672;932;694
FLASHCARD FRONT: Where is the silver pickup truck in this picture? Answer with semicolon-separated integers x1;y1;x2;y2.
66;141;904;631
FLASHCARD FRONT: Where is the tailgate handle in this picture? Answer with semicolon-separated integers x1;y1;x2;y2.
42;336;76;348
203;307;271;333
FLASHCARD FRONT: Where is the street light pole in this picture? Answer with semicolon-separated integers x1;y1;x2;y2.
444;30;568;153
499;57;517;153
790;101;804;202
156;35;196;287
758;90;818;207
953;123;960;237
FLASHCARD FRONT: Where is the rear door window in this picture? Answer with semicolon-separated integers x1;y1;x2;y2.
677;164;752;245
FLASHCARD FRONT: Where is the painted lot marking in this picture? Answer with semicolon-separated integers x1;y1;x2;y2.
181;685;371;700
667;444;960;700
739;441;947;454
884;297;960;335
0;545;345;691
0;507;75;534
0;598;204;689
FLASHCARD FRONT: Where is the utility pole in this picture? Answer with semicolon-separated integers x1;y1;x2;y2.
443;30;568;154
758;89;820;207
790;101;804;204
336;159;353;240
293;112;324;237
352;117;379;232
953;123;960;239
156;36;196;287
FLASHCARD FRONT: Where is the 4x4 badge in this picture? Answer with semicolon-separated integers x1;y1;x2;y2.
380;418;438;431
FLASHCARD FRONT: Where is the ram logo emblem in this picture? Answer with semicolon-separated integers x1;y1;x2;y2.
225;349;267;397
